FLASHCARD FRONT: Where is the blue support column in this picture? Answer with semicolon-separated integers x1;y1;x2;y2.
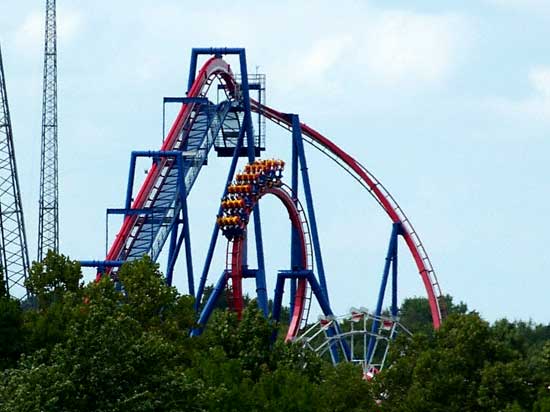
163;150;184;286
272;274;286;323
124;151;195;294
291;115;330;302
271;274;286;342
391;227;400;318
192;48;268;316
289;137;300;315
175;155;195;297
191;270;228;336
187;51;199;92
366;223;400;363
252;208;268;316
195;124;244;311
239;50;268;317
105;210;108;255
289;275;297;318
239;52;256;159
189;48;267;315
166;219;190;289
306;272;350;362
125;153;138;209
165;218;180;286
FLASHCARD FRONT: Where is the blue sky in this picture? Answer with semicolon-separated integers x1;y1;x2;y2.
1;0;549;323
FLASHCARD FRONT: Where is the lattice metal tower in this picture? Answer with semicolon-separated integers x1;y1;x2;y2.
0;45;31;298
37;0;59;261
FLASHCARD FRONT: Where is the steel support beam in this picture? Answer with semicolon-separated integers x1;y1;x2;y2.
191;270;228;336
366;223;401;364
291;114;330;302
289;133;300;315
195;123;244;311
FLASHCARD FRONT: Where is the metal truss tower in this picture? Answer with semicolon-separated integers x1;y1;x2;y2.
37;0;59;261
0;45;31;298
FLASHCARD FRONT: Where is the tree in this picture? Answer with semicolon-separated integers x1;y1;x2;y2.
0;256;205;411
4;252;550;411
0;268;7;298
379;313;493;411
0;294;24;369
399;294;468;335
25;251;82;309
117;256;180;328
0;304;205;411
477;361;533;411
0;267;25;369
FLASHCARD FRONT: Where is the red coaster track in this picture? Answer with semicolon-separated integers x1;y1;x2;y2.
104;55;444;328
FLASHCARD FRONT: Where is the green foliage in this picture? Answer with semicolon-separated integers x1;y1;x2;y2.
534;391;550;412
0;268;7;299
25;251;83;309
378;311;550;412
477;361;533;411
0;253;376;411
317;363;377;411
22;253;85;355
399;294;468;335
118;256;178;325
0;296;24;369
1;252;550;411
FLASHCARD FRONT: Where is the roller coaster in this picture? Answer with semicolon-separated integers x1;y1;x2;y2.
81;48;445;374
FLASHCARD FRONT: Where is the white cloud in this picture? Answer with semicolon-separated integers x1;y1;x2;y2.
274;35;353;92
58;8;84;43
135;55;163;81
15;11;43;54
90;2;473;98
360;11;471;87
272;8;473;95
15;8;83;55
529;66;550;97
486;0;550;12
488;65;550;122
301;36;353;82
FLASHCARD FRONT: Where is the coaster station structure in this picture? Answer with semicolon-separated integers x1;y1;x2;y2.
81;48;445;372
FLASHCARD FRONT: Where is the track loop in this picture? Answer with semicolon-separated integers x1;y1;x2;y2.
217;159;314;339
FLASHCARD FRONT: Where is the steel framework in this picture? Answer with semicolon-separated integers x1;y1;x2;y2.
81;48;444;372
37;0;59;261
0;45;31;298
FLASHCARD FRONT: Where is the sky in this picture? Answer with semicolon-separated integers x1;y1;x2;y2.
0;0;549;324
